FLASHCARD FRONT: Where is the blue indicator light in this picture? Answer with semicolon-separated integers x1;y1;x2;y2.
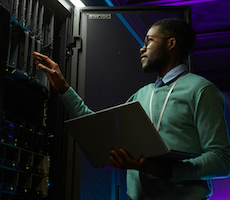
8;135;14;139
9;124;15;127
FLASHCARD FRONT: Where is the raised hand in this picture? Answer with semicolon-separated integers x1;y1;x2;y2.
33;51;70;94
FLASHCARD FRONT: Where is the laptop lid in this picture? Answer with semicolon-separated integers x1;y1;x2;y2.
65;101;198;168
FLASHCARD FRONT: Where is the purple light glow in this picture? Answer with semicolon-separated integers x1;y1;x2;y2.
193;46;230;55
130;0;217;6
103;165;112;169
157;0;217;6
210;178;230;199
196;31;230;40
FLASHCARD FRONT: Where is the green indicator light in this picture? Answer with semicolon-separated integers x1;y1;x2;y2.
1;139;4;142
25;142;27;145
11;187;14;191
26;166;29;170
15;139;18;142
25;189;27;193
14;143;17;146
13;163;16;167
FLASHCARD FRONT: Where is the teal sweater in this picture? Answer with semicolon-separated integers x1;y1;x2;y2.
61;73;230;200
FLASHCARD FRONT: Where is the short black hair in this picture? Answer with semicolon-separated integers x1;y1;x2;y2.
152;18;196;61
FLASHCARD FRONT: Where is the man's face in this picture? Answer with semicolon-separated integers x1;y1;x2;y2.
140;25;169;74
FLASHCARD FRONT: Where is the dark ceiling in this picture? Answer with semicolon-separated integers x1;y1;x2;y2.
80;0;230;91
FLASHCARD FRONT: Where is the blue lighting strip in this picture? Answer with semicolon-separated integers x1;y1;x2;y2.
104;0;114;6
116;14;143;46
104;0;144;46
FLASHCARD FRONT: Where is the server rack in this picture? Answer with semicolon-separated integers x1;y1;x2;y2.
0;0;75;199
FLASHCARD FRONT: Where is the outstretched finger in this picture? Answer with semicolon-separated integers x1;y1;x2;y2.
37;62;55;75
33;52;55;69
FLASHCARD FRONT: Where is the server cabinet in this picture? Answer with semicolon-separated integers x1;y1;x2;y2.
0;0;75;199
71;6;192;200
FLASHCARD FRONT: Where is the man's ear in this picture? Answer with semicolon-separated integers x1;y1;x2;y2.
168;37;176;51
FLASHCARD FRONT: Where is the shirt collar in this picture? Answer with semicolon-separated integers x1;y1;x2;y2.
156;64;188;85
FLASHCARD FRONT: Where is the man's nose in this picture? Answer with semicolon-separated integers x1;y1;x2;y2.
140;45;147;54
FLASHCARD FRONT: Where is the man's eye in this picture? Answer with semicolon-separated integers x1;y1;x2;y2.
144;37;154;47
147;38;153;45
148;38;153;42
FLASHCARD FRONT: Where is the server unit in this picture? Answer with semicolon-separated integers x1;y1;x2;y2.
0;0;75;199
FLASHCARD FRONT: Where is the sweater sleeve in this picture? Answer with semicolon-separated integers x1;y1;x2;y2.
60;87;93;118
171;84;230;182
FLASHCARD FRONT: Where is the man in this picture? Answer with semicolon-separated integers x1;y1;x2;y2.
34;18;230;200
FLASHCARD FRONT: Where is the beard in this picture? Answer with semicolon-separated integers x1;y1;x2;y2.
142;43;167;74
142;56;165;73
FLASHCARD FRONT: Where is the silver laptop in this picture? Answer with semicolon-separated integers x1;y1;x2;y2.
65;101;198;168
